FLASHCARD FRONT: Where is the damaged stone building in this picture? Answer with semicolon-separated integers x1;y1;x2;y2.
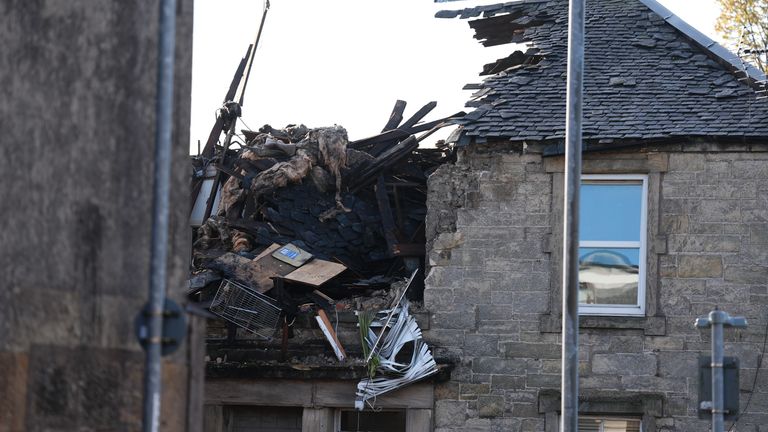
198;0;768;431
426;0;768;431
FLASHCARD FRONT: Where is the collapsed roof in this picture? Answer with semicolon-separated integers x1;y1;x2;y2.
438;0;768;146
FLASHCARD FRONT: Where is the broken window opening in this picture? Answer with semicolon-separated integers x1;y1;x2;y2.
224;406;303;432
337;409;406;432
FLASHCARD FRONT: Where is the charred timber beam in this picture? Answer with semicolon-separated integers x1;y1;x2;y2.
201;45;252;159
348;136;419;193
375;175;400;257
214;163;243;181
399;101;437;130
349;112;464;152
381;100;407;132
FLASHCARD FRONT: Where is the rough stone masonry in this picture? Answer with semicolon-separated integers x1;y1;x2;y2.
424;141;768;432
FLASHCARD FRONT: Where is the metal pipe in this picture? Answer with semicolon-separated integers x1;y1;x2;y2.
710;310;726;432
238;0;271;106
560;0;585;431
143;0;177;430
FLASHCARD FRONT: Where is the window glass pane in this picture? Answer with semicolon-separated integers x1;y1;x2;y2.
580;182;642;242
579;248;639;305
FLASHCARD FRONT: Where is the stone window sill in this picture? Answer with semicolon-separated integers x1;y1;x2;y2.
539;314;666;336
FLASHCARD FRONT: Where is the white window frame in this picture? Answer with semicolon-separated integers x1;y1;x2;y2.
579;174;648;316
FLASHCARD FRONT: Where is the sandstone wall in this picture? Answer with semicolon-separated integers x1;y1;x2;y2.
424;144;768;431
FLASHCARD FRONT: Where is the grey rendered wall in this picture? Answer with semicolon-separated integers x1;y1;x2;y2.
424;144;768;431
0;1;197;431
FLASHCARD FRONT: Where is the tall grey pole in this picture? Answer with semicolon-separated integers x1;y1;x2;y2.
695;309;748;432
143;0;177;431
238;0;271;107
561;0;585;431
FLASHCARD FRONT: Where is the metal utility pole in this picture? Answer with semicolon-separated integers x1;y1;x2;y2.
695;309;748;432
561;0;585;431
238;0;271;107
143;0;177;430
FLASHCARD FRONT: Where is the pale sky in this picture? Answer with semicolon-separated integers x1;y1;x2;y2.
189;0;722;153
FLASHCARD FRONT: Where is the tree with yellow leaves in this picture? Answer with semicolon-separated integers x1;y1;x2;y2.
715;0;768;74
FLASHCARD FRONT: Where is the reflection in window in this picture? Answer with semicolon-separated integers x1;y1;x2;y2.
579;248;639;305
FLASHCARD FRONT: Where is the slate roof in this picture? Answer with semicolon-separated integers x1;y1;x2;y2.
438;0;768;145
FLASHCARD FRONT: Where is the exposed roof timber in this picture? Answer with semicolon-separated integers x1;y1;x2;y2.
435;0;545;20
481;49;543;75
438;0;765;84
468;10;551;46
637;0;766;84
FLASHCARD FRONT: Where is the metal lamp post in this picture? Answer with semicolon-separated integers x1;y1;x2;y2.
695;309;747;432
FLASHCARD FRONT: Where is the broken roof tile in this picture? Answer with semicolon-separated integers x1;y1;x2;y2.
441;0;768;144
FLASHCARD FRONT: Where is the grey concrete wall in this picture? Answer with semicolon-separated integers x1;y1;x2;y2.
424;144;768;431
0;1;197;431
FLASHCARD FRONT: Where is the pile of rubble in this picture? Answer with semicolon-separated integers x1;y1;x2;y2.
190;98;462;309
189;96;461;407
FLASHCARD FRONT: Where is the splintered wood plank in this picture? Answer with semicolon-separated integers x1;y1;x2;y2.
284;259;347;287
315;309;346;361
253;243;281;261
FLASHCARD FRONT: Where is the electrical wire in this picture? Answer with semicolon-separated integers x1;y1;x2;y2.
240;118;255;133
728;314;768;431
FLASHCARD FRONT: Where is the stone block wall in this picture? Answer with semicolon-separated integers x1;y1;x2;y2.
424;144;768;431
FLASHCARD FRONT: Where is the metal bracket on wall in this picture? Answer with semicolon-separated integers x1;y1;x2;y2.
135;298;187;356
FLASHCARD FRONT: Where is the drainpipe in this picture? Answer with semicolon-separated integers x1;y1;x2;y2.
561;0;585;431
143;0;177;431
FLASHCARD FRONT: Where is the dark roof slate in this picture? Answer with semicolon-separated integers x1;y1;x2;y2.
438;0;768;145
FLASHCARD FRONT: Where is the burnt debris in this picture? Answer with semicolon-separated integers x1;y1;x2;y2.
190;90;463;356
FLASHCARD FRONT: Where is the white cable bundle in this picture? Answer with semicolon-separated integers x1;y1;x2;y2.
355;301;438;410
